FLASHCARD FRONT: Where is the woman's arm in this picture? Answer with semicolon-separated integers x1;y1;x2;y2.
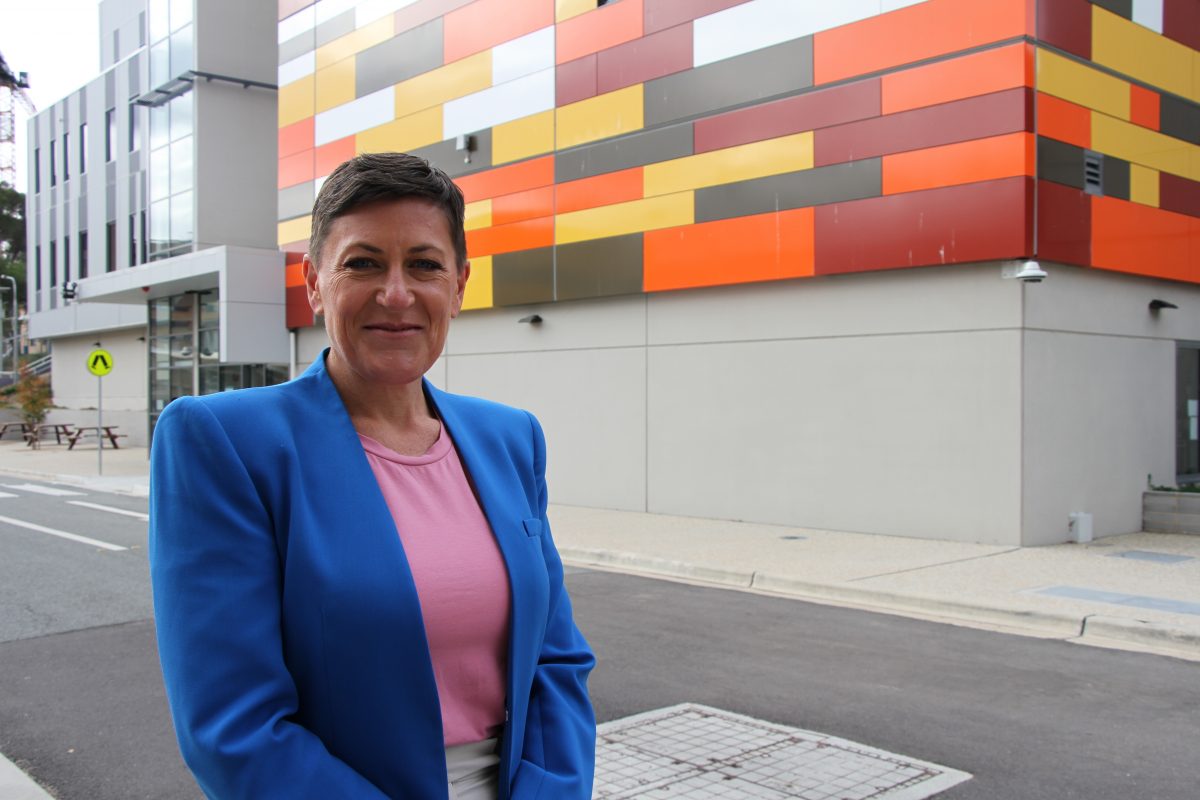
149;398;391;799
509;412;597;799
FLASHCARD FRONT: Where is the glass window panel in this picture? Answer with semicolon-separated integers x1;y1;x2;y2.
169;294;194;334
170;335;194;368
79;122;87;173
105;109;116;161
149;337;171;369
170;135;193;194
170;368;193;400
151;369;171;412
199;291;219;329
199;365;220;395
149;0;168;43
150;147;170;200
198;329;218;362
150;39;169;87
266;365;290;386
150;106;169;150
220;365;245;392
169;0;192;32
169;93;192;141
170;190;193;249
169;25;193;77
150;198;170;258
150;298;171;334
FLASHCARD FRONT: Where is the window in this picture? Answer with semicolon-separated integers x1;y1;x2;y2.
129;214;138;267
79;231;89;278
33;148;40;192
49;140;57;186
49;241;57;287
79;123;88;173
63;237;70;283
105;109;116;161
62;132;70;181
140;211;148;263
106;221;117;272
129;104;140;151
35;246;41;291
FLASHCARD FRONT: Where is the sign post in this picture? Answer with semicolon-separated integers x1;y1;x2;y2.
87;349;114;475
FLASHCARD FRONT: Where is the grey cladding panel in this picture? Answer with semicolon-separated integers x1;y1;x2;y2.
411;129;493;178
1037;137;1085;190
358;19;443;100
279;31;316;64
1101;155;1130;200
279;182;315;220
555;124;693;182
644;37;814;128
1160;95;1200;145
555;234;643;301
492;246;554;306
315;11;355;48
1091;0;1133;19
694;159;882;223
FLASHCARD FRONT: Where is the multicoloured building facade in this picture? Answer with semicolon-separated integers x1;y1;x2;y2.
272;0;1200;545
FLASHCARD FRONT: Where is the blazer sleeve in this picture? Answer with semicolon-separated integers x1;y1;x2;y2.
148;398;391;800
510;412;597;799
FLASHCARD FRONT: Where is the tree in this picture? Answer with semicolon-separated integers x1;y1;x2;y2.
13;365;51;426
0;181;25;309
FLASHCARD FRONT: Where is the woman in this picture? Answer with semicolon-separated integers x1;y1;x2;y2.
149;152;596;799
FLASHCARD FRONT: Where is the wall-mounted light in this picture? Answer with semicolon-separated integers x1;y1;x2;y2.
518;314;542;325
455;133;475;164
61;282;78;300
1000;259;1047;283
1149;299;1178;312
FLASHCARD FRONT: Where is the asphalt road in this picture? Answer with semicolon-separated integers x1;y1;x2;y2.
1;479;1197;799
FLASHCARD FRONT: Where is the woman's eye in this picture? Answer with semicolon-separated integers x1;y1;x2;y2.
412;259;444;272
343;257;377;270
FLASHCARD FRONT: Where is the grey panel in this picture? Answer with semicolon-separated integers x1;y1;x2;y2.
644;36;813;128
555;233;643;301
357;19;443;100
1037;137;1085;190
105;71;115;105
555;123;693;182
127;53;140;95
279;181;315;220
492;246;554;306
1102;155;1130;200
410;129;493;179
1160;95;1200;145
694;159;882;223
1090;0;1132;19
315;10;355;48
279;31;316;65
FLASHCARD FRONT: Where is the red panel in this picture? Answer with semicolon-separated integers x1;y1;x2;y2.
1036;0;1091;59
643;0;748;34
444;0;553;63
491;186;555;226
395;0;475;35
279;118;314;159
279;150;315;189
284;257;306;287
1037;92;1090;148
814;88;1031;168
556;54;598;106
1129;85;1160;131
314;136;355;178
286;285;315;329
557;0;643;65
464;216;554;257
1037;179;1091;267
694;79;880;154
1160;174;1200;219
1163;0;1200;50
596;21;692;94
1093;195;1197;282
454;156;555;203
814;177;1031;275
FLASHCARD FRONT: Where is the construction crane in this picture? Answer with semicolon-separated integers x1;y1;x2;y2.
0;51;36;188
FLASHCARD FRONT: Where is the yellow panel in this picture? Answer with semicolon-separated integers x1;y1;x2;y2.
315;17;394;70
1129;164;1160;207
556;85;644;150
556;0;594;22
1036;49;1129;120
493;111;555;165
1092;113;1200;182
278;215;312;246
1092;6;1198;103
462;255;493;311
355;106;443;154
314;58;356;114
464;199;492;231
395;51;492;115
279;75;315;128
643;132;815;198
556;192;693;245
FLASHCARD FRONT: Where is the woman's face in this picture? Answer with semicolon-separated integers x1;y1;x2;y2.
302;197;469;390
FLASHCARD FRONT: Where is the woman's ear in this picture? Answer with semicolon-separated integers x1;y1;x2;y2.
451;260;471;318
302;254;323;316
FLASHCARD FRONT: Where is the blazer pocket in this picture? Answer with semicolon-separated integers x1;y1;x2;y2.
523;518;543;538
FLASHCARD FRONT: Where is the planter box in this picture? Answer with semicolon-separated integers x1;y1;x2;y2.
1143;491;1200;535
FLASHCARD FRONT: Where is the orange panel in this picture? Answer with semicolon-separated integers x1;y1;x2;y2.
314;136;356;178
444;0;554;63
279;149;314;189
556;0;643;65
555;167;644;214
1037;92;1090;148
1129;84;1161;131
491;185;555;226
454;156;555;203
882;43;1029;114
285;260;306;288
279;118;314;159
882;132;1034;195
643;208;814;292
1092;195;1197;282
814;0;1029;85
465;215;554;257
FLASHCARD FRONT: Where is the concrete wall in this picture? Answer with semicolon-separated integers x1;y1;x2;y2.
48;329;149;445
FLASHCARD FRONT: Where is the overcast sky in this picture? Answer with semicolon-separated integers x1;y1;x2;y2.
1;0;102;193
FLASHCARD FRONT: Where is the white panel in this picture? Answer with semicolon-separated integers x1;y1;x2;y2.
693;0;882;67
355;0;421;28
315;0;359;25
1131;0;1164;33
492;27;555;86
314;87;395;146
278;52;316;87
278;4;316;43
442;69;555;139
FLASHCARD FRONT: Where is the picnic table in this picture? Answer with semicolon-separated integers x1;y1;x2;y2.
0;421;32;440
67;425;127;450
25;423;76;448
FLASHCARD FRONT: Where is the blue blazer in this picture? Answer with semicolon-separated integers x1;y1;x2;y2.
148;352;595;799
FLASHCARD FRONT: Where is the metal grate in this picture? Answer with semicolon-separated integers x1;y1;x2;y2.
1084;152;1103;195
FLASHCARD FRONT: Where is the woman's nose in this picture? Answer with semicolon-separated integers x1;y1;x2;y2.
377;267;414;307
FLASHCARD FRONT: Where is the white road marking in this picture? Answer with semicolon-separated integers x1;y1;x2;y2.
0;514;127;551
0;492;17;498
1;483;87;497
67;501;149;522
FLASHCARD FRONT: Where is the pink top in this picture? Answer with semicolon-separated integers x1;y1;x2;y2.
359;423;511;746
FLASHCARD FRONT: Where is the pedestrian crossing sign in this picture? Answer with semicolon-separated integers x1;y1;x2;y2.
88;349;114;377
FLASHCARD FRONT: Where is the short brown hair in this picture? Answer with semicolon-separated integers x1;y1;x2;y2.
308;152;467;269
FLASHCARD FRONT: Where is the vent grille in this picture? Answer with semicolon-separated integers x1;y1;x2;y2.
1084;151;1103;195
